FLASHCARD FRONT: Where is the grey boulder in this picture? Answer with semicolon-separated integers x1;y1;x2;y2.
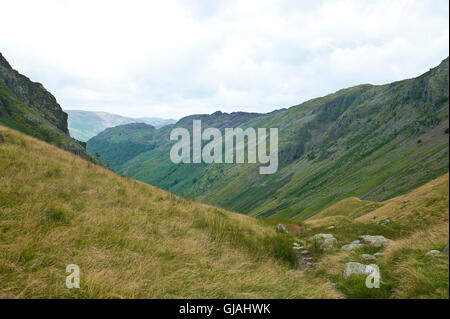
343;262;379;279
314;234;338;251
359;235;392;247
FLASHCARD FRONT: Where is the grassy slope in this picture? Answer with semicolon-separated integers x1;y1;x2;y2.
88;58;449;220
281;173;449;298
309;197;383;220
0;125;340;298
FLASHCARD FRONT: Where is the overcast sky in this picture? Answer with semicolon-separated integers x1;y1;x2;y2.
1;0;448;119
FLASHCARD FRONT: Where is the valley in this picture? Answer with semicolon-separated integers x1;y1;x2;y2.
87;58;449;220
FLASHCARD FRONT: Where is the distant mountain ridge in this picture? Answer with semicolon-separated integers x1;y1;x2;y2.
88;57;449;220
0;52;94;161
65;109;176;141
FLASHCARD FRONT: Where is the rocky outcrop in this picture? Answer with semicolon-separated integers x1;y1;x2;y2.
0;52;95;161
0;52;68;133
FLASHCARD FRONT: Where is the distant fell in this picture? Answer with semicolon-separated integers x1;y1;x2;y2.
66;109;175;142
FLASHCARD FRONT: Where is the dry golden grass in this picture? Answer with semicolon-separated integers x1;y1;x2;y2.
299;173;449;299
382;222;449;299
357;173;449;225
310;197;383;220
0;125;341;298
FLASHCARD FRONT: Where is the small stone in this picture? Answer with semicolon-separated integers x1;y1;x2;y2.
402;200;410;204
299;250;309;255
327;225;335;230
276;224;289;234
360;254;376;261
374;252;385;257
443;244;449;254
426;250;441;255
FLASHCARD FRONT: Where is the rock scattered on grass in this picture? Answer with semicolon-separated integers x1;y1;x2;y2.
341;240;365;251
360;254;376;261
314;234;338;251
426;250;441;255
359;235;392;247
343;262;379;279
276;224;289;234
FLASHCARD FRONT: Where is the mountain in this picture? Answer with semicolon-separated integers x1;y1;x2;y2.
137;116;176;128
0;52;94;161
66;110;176;142
1;125;447;298
87;57;449;219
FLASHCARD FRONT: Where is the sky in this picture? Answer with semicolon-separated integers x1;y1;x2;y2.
0;0;448;119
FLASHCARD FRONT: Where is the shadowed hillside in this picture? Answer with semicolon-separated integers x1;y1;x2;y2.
0;52;94;161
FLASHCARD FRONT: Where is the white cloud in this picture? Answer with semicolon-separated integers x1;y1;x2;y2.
1;0;448;119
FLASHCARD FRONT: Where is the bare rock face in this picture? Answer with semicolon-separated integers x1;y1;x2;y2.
314;234;338;251
0;52;95;162
0;52;12;69
0;52;68;134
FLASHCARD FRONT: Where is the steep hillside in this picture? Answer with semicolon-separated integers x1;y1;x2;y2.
0;53;93;161
88;57;449;219
0;125;338;298
66;110;175;142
